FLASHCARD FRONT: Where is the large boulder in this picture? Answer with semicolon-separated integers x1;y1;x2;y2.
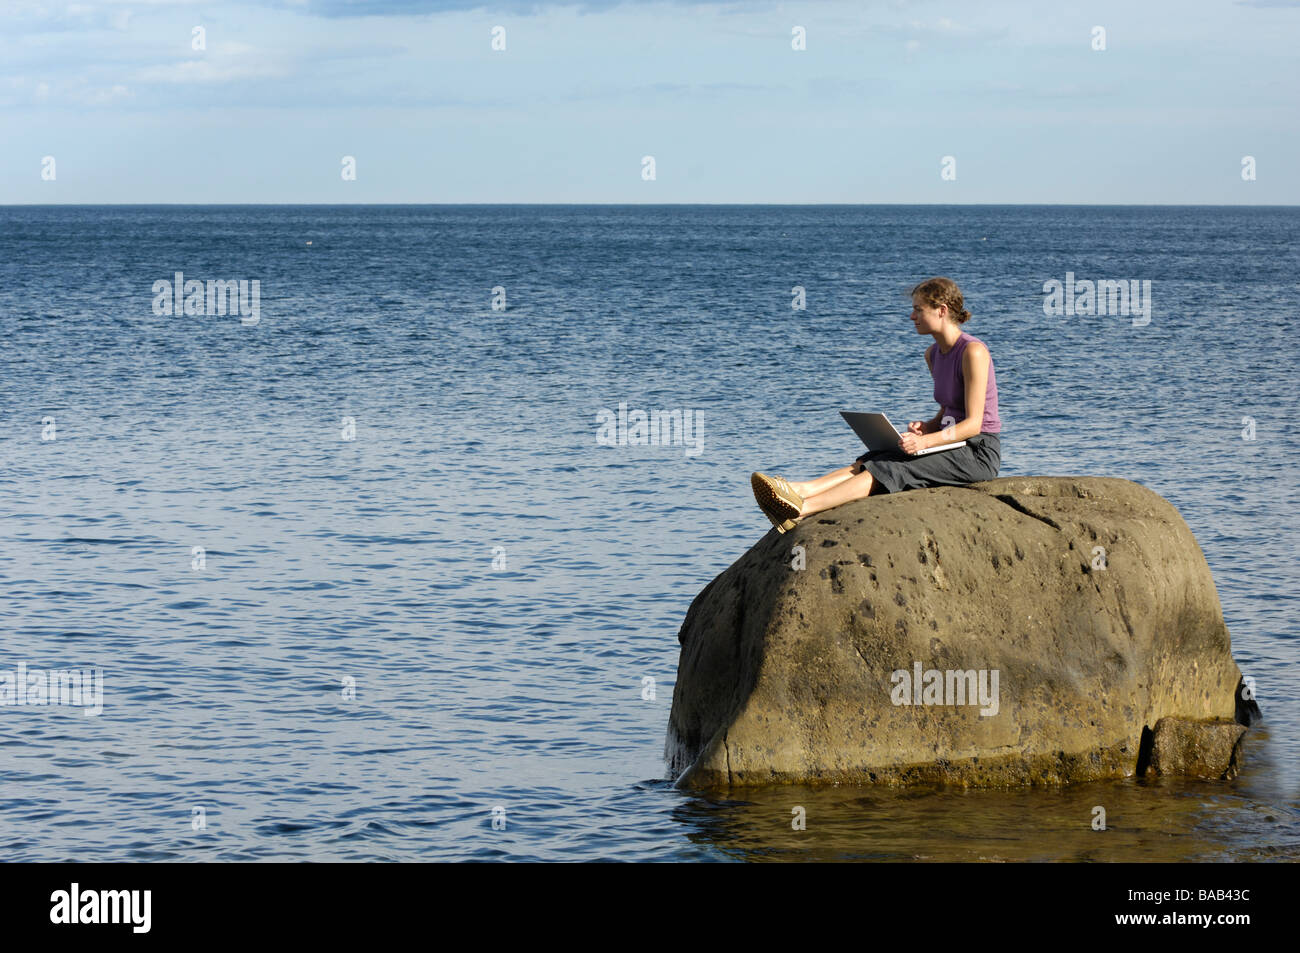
666;476;1257;789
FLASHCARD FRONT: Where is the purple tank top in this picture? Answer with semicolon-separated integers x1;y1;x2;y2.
930;331;1001;434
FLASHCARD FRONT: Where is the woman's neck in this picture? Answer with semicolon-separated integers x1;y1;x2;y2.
934;323;964;354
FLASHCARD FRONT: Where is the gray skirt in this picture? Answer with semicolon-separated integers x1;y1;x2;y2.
856;432;1001;494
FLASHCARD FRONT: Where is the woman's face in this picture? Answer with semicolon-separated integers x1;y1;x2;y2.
910;296;946;334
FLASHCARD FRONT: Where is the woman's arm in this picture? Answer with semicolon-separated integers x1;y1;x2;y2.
905;342;991;450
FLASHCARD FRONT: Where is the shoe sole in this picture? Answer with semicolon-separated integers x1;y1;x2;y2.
756;497;798;534
751;472;802;522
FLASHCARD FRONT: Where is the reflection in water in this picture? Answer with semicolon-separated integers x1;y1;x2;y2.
670;733;1300;862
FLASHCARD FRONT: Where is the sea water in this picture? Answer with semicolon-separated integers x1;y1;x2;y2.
0;204;1296;861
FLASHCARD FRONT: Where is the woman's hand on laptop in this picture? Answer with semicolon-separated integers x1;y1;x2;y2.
907;420;926;435
899;430;926;455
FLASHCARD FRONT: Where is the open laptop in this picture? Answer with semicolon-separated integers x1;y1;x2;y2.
840;412;967;456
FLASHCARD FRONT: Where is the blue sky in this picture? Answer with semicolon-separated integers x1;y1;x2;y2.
2;0;1297;203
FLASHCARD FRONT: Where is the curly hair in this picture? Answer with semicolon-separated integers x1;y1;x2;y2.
911;276;971;324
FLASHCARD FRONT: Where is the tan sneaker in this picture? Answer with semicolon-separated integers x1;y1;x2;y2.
749;473;794;530
767;513;799;534
752;494;799;533
751;472;804;523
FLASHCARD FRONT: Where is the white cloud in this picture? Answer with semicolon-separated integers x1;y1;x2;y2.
74;81;130;104
134;49;289;84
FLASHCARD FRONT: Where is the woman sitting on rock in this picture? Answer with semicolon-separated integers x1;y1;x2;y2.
752;276;1002;532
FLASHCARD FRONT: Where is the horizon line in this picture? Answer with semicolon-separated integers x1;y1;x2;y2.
3;202;1297;208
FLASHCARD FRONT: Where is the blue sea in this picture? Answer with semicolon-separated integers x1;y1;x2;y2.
1;205;1297;861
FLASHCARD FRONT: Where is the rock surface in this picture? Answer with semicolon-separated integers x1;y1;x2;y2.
666;476;1257;789
1146;717;1247;780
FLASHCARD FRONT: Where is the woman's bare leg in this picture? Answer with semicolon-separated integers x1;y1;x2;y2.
790;466;858;499
799;468;878;517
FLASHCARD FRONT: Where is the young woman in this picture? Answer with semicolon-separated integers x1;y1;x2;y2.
752;277;1002;532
